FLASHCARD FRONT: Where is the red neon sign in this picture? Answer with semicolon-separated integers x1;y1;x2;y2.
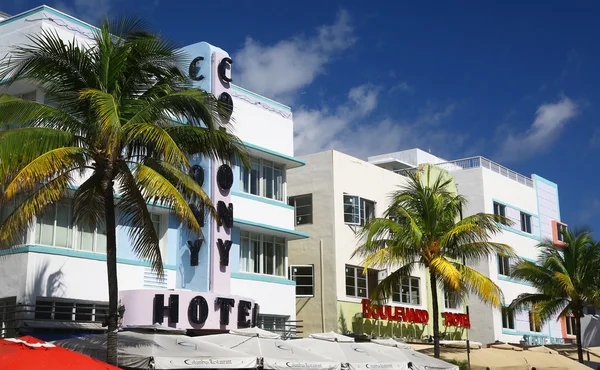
442;312;470;328
361;299;430;324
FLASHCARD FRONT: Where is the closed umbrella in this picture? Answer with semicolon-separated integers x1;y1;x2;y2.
0;336;119;370
366;340;458;370
200;327;341;370
293;332;410;370
54;331;257;369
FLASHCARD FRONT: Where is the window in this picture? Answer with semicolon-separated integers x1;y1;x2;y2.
520;212;532;234
257;314;288;333
151;213;162;237
393;277;421;305
345;265;378;298
289;194;312;225
529;311;542;332
502;307;515;330
344;195;375;226
498;255;511;276
493;202;506;217
289;265;314;297
240;157;284;201
0;297;17;338
361;199;375;225
444;290;460;309
35;201;107;253
239;231;285;276
33;298;108;322
557;223;567;242
566;315;576;336
344;195;360;225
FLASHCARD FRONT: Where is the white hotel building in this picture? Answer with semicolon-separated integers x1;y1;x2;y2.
0;6;306;340
368;149;569;345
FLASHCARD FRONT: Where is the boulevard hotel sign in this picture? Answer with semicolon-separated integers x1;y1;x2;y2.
361;299;470;328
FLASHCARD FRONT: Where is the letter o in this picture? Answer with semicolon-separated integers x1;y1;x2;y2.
188;296;209;325
217;164;234;190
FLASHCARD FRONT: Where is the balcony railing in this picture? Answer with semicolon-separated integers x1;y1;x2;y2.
394;156;533;188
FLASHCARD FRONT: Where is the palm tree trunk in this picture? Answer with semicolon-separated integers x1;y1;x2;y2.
575;314;584;363
429;269;440;359
104;180;119;366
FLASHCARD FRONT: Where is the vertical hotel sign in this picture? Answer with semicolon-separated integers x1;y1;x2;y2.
210;51;234;294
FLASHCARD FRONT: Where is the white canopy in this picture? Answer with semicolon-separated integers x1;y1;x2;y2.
53;331;257;369
366;340;458;370
293;332;410;370
370;338;412;350
200;327;341;370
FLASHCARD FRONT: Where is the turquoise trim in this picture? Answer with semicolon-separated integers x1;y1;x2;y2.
231;272;295;285
233;218;309;239
0;245;177;270
501;328;549;337
492;198;539;218
498;274;534;287
0;6;98;32
230;85;291;112
498;224;542;241
231;191;294;210
243;141;305;167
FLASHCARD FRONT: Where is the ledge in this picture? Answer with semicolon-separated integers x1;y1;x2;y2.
233;218;309;240
231;272;295;285
0;245;177;270
242;141;305;168
231;191;294;210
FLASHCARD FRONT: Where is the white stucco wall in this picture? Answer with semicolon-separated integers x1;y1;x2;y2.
230;277;295;320
231;194;294;231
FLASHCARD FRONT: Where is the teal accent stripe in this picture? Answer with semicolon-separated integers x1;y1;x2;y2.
492;198;539;218
231;191;294;210
498;224;542;241
243;141;305;167
230;85;291;112
0;245;176;270
501;329;550;337
498;274;534;287
233;218;309;239
0;6;98;32
231;272;295;285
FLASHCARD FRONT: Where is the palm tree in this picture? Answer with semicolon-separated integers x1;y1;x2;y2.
353;166;515;358
509;230;600;363
0;19;246;365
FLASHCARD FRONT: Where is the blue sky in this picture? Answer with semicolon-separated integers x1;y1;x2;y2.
4;1;600;233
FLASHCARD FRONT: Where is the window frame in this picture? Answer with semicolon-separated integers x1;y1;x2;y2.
497;254;512;276
444;289;461;310
240;156;285;202
289;194;313;225
501;307;515;330
529;311;542;332
520;212;532;234
344;195;375;226
493;202;508;225
392;276;421;305
566;315;576;336
239;231;286;277
289;265;314;297
345;264;377;299
557;223;567;243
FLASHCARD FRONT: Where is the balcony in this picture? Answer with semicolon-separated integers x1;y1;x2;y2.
394;156;534;188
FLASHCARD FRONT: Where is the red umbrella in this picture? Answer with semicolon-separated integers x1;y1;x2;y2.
0;336;120;369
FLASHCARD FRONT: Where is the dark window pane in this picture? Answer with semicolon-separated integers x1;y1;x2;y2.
35;301;52;320
54;302;73;321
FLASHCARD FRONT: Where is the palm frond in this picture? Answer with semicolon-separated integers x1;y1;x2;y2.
455;263;504;306
369;262;418;303
429;256;461;291
79;89;122;152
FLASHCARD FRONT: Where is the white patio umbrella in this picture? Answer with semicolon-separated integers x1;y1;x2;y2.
200;327;341;370
293;332;410;370
53;331;257;369
363;340;458;370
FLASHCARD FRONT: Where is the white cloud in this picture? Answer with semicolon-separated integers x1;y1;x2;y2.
497;96;579;162
233;10;355;102
389;82;414;94
293;84;464;159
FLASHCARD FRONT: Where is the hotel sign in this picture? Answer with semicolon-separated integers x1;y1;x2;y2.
120;289;258;330
361;299;429;324
442;312;470;328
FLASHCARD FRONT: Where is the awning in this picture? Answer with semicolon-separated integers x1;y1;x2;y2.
234;218;309;240
243;142;305;169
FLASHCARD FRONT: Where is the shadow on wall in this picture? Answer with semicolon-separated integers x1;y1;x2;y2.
583;315;600;347
296;297;312;316
27;260;66;301
178;230;198;288
349;312;427;340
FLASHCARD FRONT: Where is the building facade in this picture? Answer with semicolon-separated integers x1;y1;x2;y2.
287;150;469;342
369;149;569;346
0;6;305;339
